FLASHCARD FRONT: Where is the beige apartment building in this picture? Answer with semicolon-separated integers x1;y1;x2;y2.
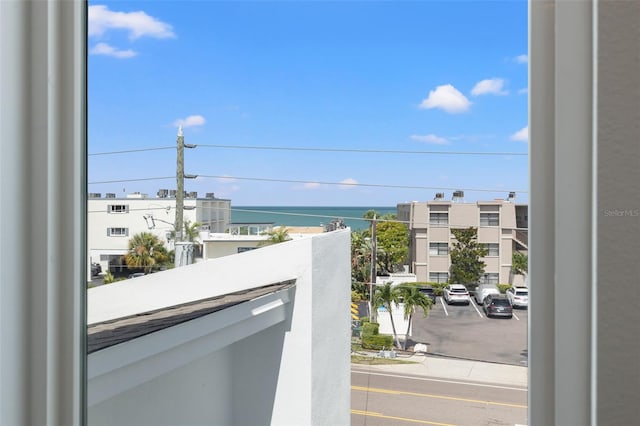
397;192;528;286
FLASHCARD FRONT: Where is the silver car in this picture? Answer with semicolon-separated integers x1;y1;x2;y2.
474;284;500;304
443;284;470;305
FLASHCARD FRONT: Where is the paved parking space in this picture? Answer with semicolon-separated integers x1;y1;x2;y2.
410;296;528;366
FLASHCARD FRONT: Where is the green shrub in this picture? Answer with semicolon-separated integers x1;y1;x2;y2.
429;282;448;296
103;271;115;284
361;334;394;350
361;322;379;336
497;283;512;294
360;316;370;324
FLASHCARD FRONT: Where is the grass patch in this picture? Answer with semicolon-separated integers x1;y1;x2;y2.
351;355;419;365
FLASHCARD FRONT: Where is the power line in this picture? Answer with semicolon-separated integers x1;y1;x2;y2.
196;144;528;157
88;174;527;194
88;144;528;157
88;147;174;156
197;174;528;194
89;176;174;185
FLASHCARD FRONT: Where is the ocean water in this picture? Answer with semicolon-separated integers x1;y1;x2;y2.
230;206;397;231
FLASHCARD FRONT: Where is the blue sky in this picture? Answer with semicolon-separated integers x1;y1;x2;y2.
88;0;528;207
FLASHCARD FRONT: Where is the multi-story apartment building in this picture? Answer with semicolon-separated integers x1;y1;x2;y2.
88;190;231;278
397;192;528;286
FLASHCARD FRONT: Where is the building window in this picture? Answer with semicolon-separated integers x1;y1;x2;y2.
480;212;499;226
107;227;129;237
237;247;257;253
429;272;449;283
479;273;499;285
429;242;449;256
107;204;129;214
484;243;499;256
429;212;449;225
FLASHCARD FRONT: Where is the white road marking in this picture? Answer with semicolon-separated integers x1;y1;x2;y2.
470;298;484;318
513;312;520;321
440;297;449;316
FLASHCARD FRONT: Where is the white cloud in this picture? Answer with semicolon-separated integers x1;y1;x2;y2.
173;115;206;128
410;134;449;145
518;87;529;95
339;178;358;189
510;126;529;142
89;5;175;40
89;42;137;58
471;78;508;96
419;84;471;114
515;54;528;64
303;182;321;189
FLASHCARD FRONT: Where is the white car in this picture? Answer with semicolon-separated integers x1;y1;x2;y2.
443;284;470;305
506;286;529;308
474;284;500;304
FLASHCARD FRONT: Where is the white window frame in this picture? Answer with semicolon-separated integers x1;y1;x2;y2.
107;204;129;214
428;272;448;284
479;273;499;285
429;212;449;225
107;227;129;237
479;212;500;226
6;1;640;425
429;242;449;256
484;243;499;257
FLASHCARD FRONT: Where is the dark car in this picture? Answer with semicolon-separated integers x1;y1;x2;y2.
91;262;102;276
482;295;513;318
418;286;437;304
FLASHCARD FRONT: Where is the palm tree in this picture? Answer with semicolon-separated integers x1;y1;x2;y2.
258;227;291;246
169;219;201;242
397;284;433;350
372;282;401;349
123;232;166;274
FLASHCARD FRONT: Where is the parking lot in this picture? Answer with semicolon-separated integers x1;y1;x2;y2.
410;296;528;366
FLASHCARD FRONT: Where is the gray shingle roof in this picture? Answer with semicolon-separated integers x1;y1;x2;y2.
87;280;295;354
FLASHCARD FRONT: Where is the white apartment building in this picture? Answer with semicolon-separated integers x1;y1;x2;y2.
88;190;231;278
397;192;528;286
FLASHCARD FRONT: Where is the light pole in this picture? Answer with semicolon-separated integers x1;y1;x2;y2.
369;214;377;322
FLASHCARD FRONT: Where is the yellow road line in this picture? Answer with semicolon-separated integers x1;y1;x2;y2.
351;385;527;409
351;409;456;425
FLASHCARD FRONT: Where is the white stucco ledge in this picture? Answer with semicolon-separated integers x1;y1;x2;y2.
87;242;304;325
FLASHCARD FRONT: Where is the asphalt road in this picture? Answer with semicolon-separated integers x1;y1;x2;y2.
351;368;528;426
410;297;528;366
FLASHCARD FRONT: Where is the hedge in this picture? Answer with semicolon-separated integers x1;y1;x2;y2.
361;334;394;350
361;322;379;336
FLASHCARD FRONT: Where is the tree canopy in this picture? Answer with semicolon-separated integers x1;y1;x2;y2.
375;221;409;274
512;252;528;275
449;227;487;284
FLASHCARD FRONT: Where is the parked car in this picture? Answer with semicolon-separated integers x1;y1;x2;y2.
418;286;437;304
91;262;102;277
506;286;529;308
128;272;145;279
483;294;513;318
474;284;500;304
443;284;470;305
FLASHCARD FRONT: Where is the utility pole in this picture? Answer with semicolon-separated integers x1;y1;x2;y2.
369;214;377;322
175;125;185;242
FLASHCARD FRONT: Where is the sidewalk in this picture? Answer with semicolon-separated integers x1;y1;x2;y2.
352;353;528;388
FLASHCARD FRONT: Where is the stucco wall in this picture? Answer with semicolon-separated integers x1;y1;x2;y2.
87;230;351;426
